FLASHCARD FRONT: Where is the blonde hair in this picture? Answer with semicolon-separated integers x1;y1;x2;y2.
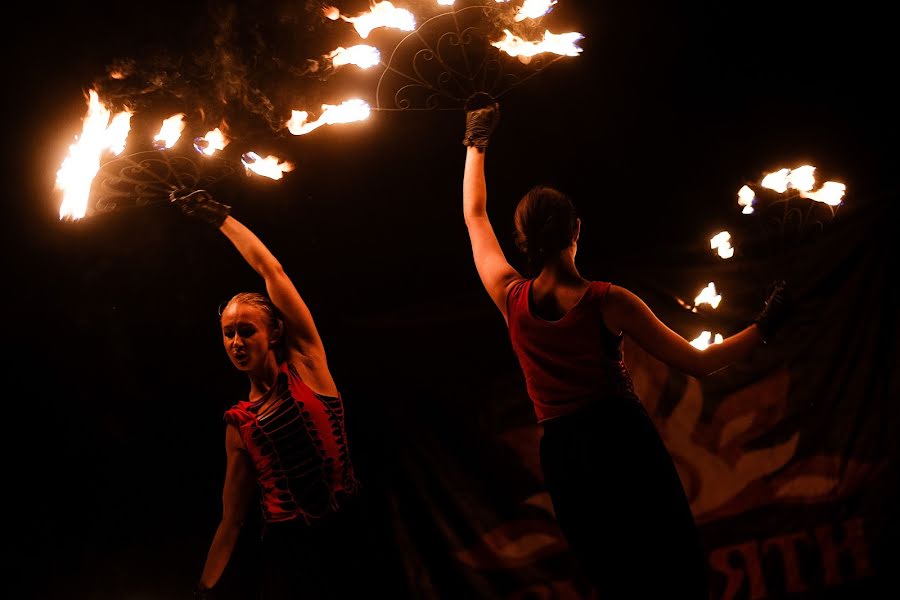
220;292;285;361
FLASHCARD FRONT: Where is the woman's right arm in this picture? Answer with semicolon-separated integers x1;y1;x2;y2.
217;215;337;395
604;284;785;378
170;190;336;396
462;105;521;320
197;424;255;591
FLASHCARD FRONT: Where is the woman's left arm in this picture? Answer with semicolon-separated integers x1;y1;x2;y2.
604;285;768;377
197;424;256;591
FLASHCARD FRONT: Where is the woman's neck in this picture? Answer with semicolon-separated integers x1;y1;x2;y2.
536;253;585;287
247;355;280;401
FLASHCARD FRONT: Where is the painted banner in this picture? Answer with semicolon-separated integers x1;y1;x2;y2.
366;196;897;599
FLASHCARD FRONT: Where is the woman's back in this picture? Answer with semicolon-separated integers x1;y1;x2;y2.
527;278;592;321
506;279;638;422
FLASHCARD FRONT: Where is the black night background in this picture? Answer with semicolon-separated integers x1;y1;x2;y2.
4;1;897;598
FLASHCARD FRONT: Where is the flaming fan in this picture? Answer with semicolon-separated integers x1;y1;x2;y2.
732;165;846;257
90;146;238;217
678;165;848;348
374;2;583;111
54;91;294;221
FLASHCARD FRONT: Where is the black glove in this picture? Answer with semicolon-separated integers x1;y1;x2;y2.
191;582;211;599
463;102;500;149
170;189;231;228
754;280;789;343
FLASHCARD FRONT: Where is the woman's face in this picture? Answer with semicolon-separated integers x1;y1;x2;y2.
220;302;274;372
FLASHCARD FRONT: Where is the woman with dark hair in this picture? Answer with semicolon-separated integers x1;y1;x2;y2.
170;190;361;600
459;104;788;597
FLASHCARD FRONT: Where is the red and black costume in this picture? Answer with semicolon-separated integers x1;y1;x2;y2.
224;361;358;524
507;279;709;598
224;362;362;599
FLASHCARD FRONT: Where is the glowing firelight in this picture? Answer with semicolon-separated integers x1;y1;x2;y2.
241;152;294;180
801;181;845;206
710;231;734;259
56;90;133;220
690;331;724;350
286;99;371;136
737;185;756;214
760;168;791;193
327;1;416;39
193;128;229;156
759;165;846;206
492;29;584;59
693;282;722;311
153;113;186;149
761;166;816;193
515;0;557;22
437;0;455;5
328;45;381;69
787;165;816;192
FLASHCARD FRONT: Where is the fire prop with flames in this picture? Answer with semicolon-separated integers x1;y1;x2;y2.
372;1;583;110
733;165;845;254
56;2;582;219
679;165;847;349
55;90;298;219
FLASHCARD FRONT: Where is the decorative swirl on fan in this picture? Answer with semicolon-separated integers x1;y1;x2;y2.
91;150;238;216
737;184;843;257
376;4;567;111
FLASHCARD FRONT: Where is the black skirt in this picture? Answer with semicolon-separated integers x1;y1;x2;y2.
258;492;375;600
540;397;710;599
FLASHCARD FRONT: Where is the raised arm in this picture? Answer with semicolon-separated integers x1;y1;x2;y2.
196;424;255;595
171;190;337;394
462;104;521;319
603;283;789;378
216;216;326;354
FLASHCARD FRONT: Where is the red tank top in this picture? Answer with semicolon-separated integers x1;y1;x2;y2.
506;279;637;422
224;362;358;524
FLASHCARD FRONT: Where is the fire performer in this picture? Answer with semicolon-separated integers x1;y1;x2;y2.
172;191;362;599
459;102;788;597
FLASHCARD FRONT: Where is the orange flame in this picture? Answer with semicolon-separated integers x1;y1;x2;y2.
760;165;845;205
800;181;845;206
153;113;186;149
333;1;416;39
194;127;229;156
786;165;816;192
56;90;133;220
241;152;293;180
328;45;381;69
693;282;722;310
514;0;557;22
710;231;734;259
491;29;584;59
761;165;815;193
737;184;756;214
285;99;371;136
760;167;792;193
690;331;724;350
